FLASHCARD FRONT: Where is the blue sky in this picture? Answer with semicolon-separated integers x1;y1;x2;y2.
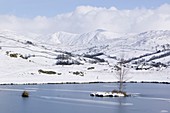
0;0;170;34
0;0;170;17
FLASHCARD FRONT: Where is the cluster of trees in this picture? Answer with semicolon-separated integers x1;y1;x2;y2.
147;51;170;62
73;71;84;76
56;54;80;65
83;53;105;63
38;69;56;74
7;52;31;60
25;41;35;46
155;44;170;51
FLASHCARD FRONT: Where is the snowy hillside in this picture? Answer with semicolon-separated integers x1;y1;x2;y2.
0;30;170;84
47;29;126;46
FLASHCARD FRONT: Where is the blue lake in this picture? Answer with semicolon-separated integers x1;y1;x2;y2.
0;83;170;113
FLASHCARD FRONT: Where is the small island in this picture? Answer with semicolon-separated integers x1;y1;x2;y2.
90;90;127;97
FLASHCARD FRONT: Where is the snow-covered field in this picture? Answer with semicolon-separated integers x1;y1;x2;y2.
0;30;170;84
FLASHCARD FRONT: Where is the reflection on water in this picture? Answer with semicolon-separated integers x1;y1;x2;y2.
0;83;170;113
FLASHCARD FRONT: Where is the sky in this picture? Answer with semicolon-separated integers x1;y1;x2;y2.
0;0;170;35
0;0;170;17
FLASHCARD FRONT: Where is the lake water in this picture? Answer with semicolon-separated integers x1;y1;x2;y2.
0;83;170;113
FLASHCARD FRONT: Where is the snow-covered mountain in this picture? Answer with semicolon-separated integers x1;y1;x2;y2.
0;29;170;84
130;30;170;51
47;29;126;46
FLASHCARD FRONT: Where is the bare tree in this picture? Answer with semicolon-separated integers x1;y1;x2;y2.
114;56;130;92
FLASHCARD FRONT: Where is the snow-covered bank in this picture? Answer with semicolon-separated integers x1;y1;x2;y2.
0;63;170;84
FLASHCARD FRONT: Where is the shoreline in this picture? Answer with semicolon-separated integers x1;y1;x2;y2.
0;81;170;85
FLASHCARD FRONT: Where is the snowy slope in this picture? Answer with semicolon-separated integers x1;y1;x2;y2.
130;30;170;51
0;29;170;84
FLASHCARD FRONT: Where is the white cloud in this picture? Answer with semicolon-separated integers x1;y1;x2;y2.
0;4;170;35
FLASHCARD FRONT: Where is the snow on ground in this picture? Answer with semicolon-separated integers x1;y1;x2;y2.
0;56;170;84
0;30;170;84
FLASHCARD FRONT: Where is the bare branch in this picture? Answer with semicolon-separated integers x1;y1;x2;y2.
114;55;131;92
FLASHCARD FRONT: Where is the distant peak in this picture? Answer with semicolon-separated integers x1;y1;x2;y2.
53;31;78;36
95;29;107;32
